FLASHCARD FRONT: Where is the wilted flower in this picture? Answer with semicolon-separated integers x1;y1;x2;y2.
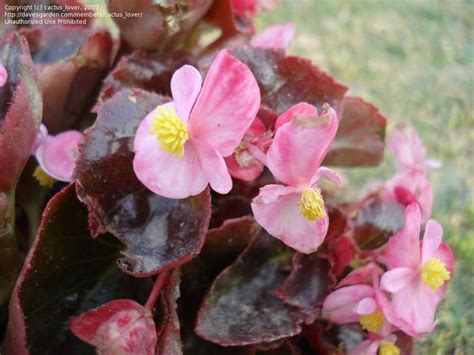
380;203;454;336
133;50;260;199
251;102;341;253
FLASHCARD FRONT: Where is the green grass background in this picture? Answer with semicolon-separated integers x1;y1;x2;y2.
257;0;473;353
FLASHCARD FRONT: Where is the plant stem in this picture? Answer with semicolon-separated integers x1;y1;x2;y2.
144;270;170;311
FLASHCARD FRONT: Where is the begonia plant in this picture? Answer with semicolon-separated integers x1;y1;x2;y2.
0;1;453;354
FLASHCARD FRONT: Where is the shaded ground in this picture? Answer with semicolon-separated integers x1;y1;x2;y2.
257;0;473;353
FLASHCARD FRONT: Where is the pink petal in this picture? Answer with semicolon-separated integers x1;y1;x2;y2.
353;297;378;315
310;167;343;187
390;279;442;336
170;65;202;122
32;123;49;153
274;102;317;131
387;127;426;170
349;339;380;355
193;139;232;195
417;175;433;221
251;184;328;253
421;220;443;263
251;22;296;49
433;243;455;274
188;50;260;157
36;130;82;181
322;285;374;323
0;63;7;87
383;203;422;269
225;153;264;181
337;263;382;288
266;105;338;187
380;268;417;293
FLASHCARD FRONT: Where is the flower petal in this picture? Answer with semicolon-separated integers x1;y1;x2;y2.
0;63;7;87
32;123;49;153
36;130;82;181
225;153;264;181
188;50;260;157
337;263;382;288
193;139;232;195
387;127;426;170
251;22;296;50
310;166;343;187
322;285;374;322
251;184;328;253
417;175;433;221
380;267;417;293
266;105;338;187
353;297;378;315
433;243;455;274
349;339;380;355
421;219;443;263
274;102;317;131
383;203;421;269
170;65;202;122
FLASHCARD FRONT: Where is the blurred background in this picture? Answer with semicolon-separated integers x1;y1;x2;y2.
255;0;472;353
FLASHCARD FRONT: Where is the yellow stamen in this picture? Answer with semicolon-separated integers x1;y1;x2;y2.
299;188;325;221
33;166;55;187
379;342;400;355
359;310;384;333
149;106;188;158
421;258;450;290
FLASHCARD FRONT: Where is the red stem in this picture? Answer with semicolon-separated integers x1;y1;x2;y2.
144;271;170;311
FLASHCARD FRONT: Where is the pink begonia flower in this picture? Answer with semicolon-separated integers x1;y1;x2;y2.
251;102;341;253
322;263;396;336
350;333;400;355
380;203;454;337
133;50;260;199
0;63;7;87
251;22;296;49
383;127;440;221
224;117;272;181
33;124;83;183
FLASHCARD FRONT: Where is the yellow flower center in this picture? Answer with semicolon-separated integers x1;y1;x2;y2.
359;310;384;333
421;258;450;290
299;187;325;221
150;106;189;158
379;342;400;355
33;165;55;187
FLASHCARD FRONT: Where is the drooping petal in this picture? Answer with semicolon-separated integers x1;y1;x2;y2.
322;285;374;323
387;127;426;171
353;297;378;315
266;104;338;187
383;203;422;269
310;166;343;187
193;139;232;195
274;102;317;131
188;50;260;157
251;22;296;50
337;263;382;288
380;268;417;293
170;65;202;122
251;184;328;253
390;279;442;336
35;130;82;181
421;220;443;263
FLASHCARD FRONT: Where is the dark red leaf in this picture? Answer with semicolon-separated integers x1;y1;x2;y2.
155;269;182;355
97;50;190;107
2;184;150;354
74;89;211;276
195;230;303;346
324;96;387;167
205;0;254;38
275;253;335;323
20;26;113;132
232;47;348;117
351;197;405;250
108;0;212;52
0;33;41;305
327;235;355;277
71;299;157;355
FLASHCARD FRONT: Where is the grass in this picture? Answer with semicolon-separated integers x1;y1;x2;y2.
257;0;473;353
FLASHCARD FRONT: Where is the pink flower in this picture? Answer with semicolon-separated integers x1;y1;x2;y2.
34;124;83;183
133;50;260;199
251;22;296;50
251;102;341;253
322;263;395;336
224;117;271;181
0;63;7;87
380;203;454;336
383;127;440;220
350;333;400;355
230;0;278;16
